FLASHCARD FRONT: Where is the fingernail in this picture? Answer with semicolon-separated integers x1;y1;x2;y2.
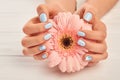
45;23;52;29
39;13;47;22
77;31;85;37
85;55;92;61
84;12;92;22
44;34;52;40
77;40;86;47
42;53;47;59
39;45;46;51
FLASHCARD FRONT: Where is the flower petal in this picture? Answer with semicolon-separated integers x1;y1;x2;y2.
58;57;67;72
73;54;81;71
80;19;92;30
48;51;61;68
68;14;81;30
54;12;72;31
66;56;74;73
76;53;88;69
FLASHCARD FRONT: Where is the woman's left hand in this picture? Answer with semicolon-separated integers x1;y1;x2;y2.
75;3;108;67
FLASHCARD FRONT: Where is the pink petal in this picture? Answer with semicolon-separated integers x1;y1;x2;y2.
73;55;81;71
72;69;76;73
68;14;81;30
80;19;92;30
76;53;88;69
66;56;74;73
54;12;72;30
48;51;61;68
58;57;67;72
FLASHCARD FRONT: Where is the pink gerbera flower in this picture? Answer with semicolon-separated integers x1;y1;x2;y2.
46;12;92;73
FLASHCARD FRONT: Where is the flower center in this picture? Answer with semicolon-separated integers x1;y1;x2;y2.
60;35;73;49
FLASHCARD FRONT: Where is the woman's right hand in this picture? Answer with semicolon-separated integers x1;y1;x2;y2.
21;3;65;60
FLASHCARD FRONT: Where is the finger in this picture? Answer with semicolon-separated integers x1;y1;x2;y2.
84;52;108;62
37;4;50;22
23;21;53;35
77;30;106;41
93;20;107;32
23;44;47;56
87;62;99;67
82;4;98;24
84;11;107;32
34;52;48;60
22;33;52;47
77;39;107;53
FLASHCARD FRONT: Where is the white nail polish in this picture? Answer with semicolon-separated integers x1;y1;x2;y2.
84;12;92;22
85;55;92;61
77;40;86;47
42;54;47;59
45;23;52;29
39;45;46;51
44;34;52;40
77;31;85;37
39;13;47;22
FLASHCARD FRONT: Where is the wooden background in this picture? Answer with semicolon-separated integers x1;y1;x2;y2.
0;0;120;80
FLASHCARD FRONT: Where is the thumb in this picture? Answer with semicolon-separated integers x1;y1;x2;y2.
82;4;98;24
37;4;49;22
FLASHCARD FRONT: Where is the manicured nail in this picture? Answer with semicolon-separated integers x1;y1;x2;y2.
84;12;92;22
39;45;46;51
45;23;52;29
77;31;85;37
39;13;47;22
41;53;47;59
44;34;52;40
85;55;92;61
77;40;86;47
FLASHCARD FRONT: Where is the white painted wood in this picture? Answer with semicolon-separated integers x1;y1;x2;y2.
0;0;120;80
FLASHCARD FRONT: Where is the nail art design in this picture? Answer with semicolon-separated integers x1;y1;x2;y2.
39;13;47;22
45;23;52;29
84;12;92;22
77;31;85;37
39;45;46;51
77;40;86;47
42;53;47;59
44;34;52;40
85;55;92;61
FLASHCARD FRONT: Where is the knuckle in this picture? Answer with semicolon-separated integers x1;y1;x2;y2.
23;25;27;33
104;52;108;59
21;37;28;47
23;24;31;35
23;48;28;56
103;41;107;50
23;25;28;33
101;44;107;53
99;31;106;41
33;55;39;60
101;21;107;31
102;32;107;39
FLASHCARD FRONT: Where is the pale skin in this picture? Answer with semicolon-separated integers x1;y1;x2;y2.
22;0;118;67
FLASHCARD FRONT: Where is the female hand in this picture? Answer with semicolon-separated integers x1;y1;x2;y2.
75;3;108;67
22;3;65;60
